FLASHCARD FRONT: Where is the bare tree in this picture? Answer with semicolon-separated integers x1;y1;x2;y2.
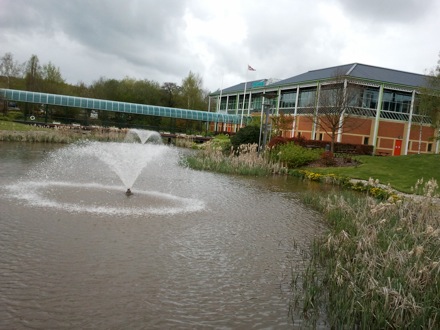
0;52;23;88
0;52;24;114
418;52;440;134
271;111;293;137
309;72;363;152
24;54;42;91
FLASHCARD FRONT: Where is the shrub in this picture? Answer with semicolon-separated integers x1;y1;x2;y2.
267;136;289;149
210;134;232;153
267;135;307;148
320;151;336;166
230;125;261;150
272;142;322;168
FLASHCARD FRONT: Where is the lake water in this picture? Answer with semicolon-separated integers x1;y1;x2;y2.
0;141;327;329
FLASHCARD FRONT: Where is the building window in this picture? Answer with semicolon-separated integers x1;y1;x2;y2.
229;97;236;110
363;137;369;145
382;90;412;113
251;96;262;110
219;98;227;111
280;91;297;108
360;87;379;109
319;133;323;141
428;143;432;152
298;88;316;107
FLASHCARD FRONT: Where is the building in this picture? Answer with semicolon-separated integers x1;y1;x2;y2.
209;63;439;155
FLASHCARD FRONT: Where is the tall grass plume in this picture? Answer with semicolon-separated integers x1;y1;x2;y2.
291;179;440;328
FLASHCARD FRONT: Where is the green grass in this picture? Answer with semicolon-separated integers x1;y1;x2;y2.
304;154;440;193
0;120;50;131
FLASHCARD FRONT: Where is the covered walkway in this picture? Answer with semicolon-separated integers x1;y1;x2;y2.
0;89;249;125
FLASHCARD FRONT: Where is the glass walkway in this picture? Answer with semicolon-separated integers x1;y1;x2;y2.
0;89;248;124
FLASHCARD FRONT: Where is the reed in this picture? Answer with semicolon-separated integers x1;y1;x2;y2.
291;179;440;328
183;141;287;176
0;126;128;143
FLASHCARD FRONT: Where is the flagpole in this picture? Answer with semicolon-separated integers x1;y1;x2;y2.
240;65;256;128
217;74;224;131
240;71;248;127
217;76;223;112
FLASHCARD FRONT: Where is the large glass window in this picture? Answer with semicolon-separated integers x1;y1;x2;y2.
298;88;316;107
360;87;379;109
280;91;297;108
382;90;412;113
319;84;344;106
239;95;247;109
228;96;237;110
251;96;263;110
219;98;227;111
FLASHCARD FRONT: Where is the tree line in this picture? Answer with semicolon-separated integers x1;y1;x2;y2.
0;52;212;133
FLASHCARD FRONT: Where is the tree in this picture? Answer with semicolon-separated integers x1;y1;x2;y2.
24;54;42;91
308;71;363;152
0;52;22;88
41;61;65;93
179;71;207;110
271;111;293;137
161;82;180;107
418;52;440;133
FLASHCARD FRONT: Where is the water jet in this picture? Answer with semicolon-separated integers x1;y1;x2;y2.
5;129;204;216
125;128;163;144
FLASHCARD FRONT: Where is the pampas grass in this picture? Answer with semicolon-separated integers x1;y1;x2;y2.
183;141;287;176
291;179;440;328
0;126;129;143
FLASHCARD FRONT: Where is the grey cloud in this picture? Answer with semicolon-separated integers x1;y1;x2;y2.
240;0;342;79
336;0;436;23
1;0;438;91
1;0;192;79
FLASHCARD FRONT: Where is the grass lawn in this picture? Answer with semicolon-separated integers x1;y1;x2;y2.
0;120;50;131
304;154;440;193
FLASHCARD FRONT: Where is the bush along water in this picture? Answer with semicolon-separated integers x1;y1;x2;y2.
292;170;402;202
291;179;440;328
182;141;287;176
269;142;323;168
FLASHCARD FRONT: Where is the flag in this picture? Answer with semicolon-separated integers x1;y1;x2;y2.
248;65;256;71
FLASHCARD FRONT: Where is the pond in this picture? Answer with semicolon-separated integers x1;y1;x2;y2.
0;140;327;329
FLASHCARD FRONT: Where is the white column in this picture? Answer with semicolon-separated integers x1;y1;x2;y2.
247;91;253;116
275;88;281;115
372;85;384;154
240;80;248;126
435;129;440;153
403;90;416;155
312;83;321;140
337;79;348;142
292;86;300;137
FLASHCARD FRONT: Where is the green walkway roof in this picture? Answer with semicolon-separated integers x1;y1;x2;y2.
1;89;248;124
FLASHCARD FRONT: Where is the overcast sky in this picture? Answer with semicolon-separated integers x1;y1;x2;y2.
1;0;439;92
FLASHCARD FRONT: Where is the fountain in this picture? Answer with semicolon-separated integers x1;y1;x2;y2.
124;128;163;144
0;134;326;328
5;129;204;216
